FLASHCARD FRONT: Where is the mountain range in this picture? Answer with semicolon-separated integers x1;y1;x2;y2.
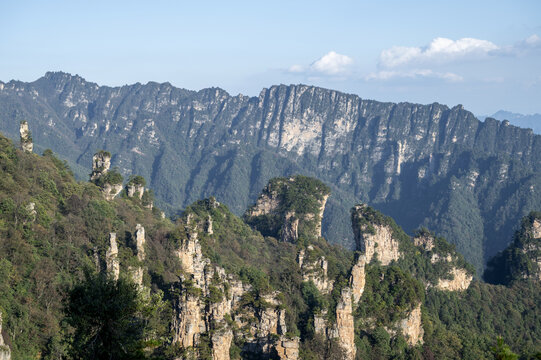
478;110;541;134
0;72;540;274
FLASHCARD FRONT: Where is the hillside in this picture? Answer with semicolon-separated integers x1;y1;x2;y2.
1;73;540;273
0;132;539;359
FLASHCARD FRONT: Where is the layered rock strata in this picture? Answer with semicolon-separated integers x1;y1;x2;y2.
351;204;401;265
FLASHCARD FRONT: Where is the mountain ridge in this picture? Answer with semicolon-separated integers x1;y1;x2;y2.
0;72;540;273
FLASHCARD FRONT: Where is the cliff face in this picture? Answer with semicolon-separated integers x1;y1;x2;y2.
484;212;541;285
351;204;401;265
245;176;330;244
172;204;299;359
2;73;539;271
0;313;11;360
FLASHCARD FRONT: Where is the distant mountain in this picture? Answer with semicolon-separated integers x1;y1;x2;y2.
478;110;541;134
0;72;540;274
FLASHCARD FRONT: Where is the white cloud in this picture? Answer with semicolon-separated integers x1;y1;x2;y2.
380;37;499;68
288;51;354;76
525;34;541;46
310;51;353;75
366;69;463;82
288;64;305;73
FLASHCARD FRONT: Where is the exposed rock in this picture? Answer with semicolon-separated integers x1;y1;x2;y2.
328;288;355;360
300;253;333;294
0;312;11;360
274;337;300;360
135;224;145;261
19;121;32;153
351;204;401;265
437;267;472;291
245;176;330;243
349;254;367;304
127;183;144;199
90;151;111;181
105;233;119;281
102;183;123;201
413;234;435;251
533;219;541;239
396;303;424;346
313;310;328;336
206;215;213;235
129;266;144;288
25;202;36;222
173;292;203;348
280;211;299;243
212;328;233;360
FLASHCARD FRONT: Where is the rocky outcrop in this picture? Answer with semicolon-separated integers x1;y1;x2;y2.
328;288;355;360
413;234;435;251
298;247;333;294
90;150;111;181
172;214;296;359
211;329;233;360
127;183;144;199
0;312;11;360
102;183;123;201
135;224;145;261
129;224;146;287
351;204;401;265
245;176;330;243
105;232;119;281
349;254;367;304
396;303;424;346
280;212;299;243
19;121;32;153
274;337;300;360
173;292;203;348
437;268;473;291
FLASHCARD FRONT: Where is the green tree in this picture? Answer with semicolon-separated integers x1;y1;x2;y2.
491;337;518;360
64;272;147;360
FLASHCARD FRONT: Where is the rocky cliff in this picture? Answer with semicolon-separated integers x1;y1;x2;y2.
351;203;401;265
484;212;541;285
0;313;11;360
245;176;330;244
2;72;540;272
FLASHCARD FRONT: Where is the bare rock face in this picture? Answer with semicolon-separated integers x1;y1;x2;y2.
396;303;424;346
313;309;328;337
90;151;111;181
102;183;123;201
328;288;356;360
206;215;213;235
280;211;299;243
533;219;541;239
245;176;330;244
351;204;401;265
437;267;473;291
0;312;11;360
173;292;203;348
274;337;300;360
349;254;367;304
105;233;119;281
135;224;145;261
127;184;145;199
413;234;435;251
298;248;333;294
19;121;33;153
212;329;233;360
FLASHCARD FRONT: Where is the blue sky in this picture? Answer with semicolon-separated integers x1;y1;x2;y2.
1;0;540;115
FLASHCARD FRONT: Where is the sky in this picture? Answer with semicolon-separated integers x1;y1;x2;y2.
1;0;540;115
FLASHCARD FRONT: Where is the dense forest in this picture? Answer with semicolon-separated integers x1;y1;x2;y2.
0;132;539;359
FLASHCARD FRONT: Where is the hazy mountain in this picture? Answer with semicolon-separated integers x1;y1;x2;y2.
478;110;541;134
0;72;540;273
